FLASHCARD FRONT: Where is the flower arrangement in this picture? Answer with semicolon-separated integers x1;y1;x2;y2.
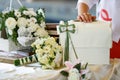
60;60;88;80
0;7;48;46
14;37;63;69
31;37;63;69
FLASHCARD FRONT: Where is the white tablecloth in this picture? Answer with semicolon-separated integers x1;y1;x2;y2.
0;59;120;80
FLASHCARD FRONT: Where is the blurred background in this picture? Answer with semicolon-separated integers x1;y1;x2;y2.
0;0;96;23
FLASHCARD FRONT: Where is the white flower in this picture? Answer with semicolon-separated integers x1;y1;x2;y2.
59;21;65;25
40;21;46;28
14;10;21;18
29;10;37;16
23;11;29;15
23;9;37;16
27;24;38;33
30;17;37;23
43;45;51;53
31;37;63;69
17;37;35;47
38;54;49;64
34;28;48;37
8;29;13;35
27;19;31;27
32;38;46;46
17;27;27;36
51;61;56;68
68;68;80;80
45;37;56;45
38;8;45;17
35;49;44;55
5;17;17;30
17;17;27;27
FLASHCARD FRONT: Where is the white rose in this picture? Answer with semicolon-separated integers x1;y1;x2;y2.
23;11;29;15
37;8;45;17
38;54;49;64
27;19;39;28
43;45;51;53
17;17;27;27
34;28;48;37
29;10;37;16
40;21;46;28
45;37;56;45
30;17;37;23
35;49;44;55
14;10;21;18
27;19;31;27
27;24;38;33
5;17;17;30
33;38;46;45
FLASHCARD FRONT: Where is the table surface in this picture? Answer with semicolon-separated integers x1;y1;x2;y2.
0;51;120;80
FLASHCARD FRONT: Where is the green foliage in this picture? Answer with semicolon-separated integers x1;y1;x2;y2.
0;12;5;31
8;27;19;45
60;71;69;77
73;63;81;73
19;6;28;12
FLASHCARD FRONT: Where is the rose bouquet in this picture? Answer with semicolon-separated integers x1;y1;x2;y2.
14;37;63;69
0;7;48;47
31;37;63;69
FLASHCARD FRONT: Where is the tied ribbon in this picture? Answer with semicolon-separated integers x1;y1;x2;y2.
59;21;78;62
100;9;112;21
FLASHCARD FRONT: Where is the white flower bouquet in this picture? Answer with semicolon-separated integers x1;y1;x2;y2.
14;37;63;69
0;7;48;47
31;37;63;69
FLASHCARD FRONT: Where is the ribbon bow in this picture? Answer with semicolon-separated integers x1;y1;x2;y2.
59;21;78;62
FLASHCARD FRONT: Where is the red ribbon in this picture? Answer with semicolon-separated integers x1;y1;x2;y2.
100;9;112;21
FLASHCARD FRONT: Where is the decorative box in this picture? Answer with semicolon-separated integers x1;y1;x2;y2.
59;21;112;64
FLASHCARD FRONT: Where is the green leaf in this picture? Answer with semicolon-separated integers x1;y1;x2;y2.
84;62;88;69
60;71;69;77
81;74;86;79
73;63;81;72
19;6;28;12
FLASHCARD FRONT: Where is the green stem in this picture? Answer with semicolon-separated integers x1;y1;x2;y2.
64;31;69;61
68;33;78;59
